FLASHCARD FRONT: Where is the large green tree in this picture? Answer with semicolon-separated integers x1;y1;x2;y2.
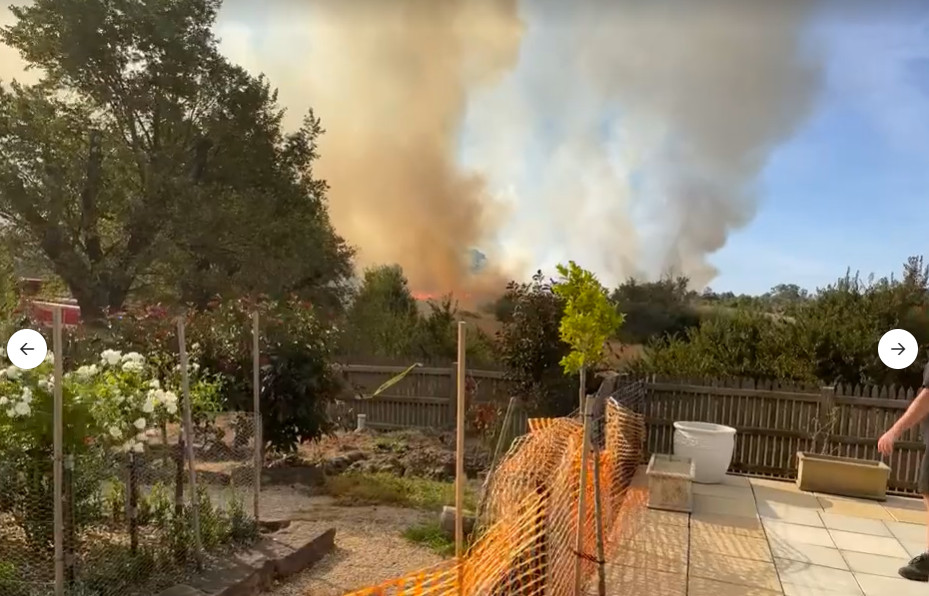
0;0;352;321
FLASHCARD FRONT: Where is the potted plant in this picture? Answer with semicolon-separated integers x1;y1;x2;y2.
672;420;737;484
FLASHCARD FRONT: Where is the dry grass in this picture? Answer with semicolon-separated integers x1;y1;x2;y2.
322;472;477;511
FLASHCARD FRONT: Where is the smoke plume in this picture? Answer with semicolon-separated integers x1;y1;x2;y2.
219;0;823;292
0;0;827;295
218;0;525;300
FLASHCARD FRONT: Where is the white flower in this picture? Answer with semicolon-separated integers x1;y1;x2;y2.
5;366;20;380
166;402;178;415
190;362;200;373
121;439;134;452
148;379;161;389
0;397;8;406
141;399;155;414
133;417;146;430
109;426;123;439
122;360;144;373
191;343;200;351
122;352;144;364
75;365;98;379
13;401;29;417
163;391;178;404
20;387;32;404
100;350;122;366
45;352;54;364
131;442;144;453
37;379;47;390
115;393;125;404
6;408;14;417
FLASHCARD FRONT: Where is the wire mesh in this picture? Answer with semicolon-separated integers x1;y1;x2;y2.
62;412;260;596
342;398;646;596
0;411;259;596
0;454;57;596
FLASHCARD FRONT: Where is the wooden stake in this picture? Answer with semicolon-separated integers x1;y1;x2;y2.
177;316;203;565
591;395;607;596
52;307;64;596
573;366;590;596
455;321;467;590
252;311;261;521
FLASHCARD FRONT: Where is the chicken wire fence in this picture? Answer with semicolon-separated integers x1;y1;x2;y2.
343;396;647;596
0;412;260;596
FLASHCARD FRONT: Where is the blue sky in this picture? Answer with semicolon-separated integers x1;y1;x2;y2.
710;8;929;295
701;8;929;295
452;2;929;296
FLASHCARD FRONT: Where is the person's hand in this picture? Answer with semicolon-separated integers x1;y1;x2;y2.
877;429;898;456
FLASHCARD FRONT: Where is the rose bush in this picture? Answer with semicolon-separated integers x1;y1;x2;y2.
0;347;224;558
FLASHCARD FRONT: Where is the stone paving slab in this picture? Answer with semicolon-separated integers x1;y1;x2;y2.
603;468;929;595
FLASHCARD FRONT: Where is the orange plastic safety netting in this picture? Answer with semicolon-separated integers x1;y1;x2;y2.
339;399;647;596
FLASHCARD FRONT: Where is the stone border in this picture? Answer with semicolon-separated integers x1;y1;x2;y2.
216;527;337;596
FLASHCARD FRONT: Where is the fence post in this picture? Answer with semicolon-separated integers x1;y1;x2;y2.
177;316;203;565
52;307;64;596
816;386;836;454
449;362;458;429
252;311;261;522
454;322;467;594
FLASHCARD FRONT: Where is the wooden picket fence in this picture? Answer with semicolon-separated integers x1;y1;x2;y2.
337;364;927;494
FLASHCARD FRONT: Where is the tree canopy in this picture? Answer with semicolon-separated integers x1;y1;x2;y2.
0;0;352;320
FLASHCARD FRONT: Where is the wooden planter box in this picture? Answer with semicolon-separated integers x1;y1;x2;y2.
646;453;695;513
796;452;891;501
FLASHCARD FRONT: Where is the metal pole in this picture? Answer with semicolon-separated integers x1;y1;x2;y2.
52;307;64;596
573;367;590;595
252;311;261;521
177;316;203;563
455;321;467;592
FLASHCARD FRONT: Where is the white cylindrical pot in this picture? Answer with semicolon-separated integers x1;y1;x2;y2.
672;421;736;484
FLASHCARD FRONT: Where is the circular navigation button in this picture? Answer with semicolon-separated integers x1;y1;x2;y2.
878;328;918;370
6;329;48;370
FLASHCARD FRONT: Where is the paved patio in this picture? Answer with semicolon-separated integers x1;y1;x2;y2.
602;468;929;595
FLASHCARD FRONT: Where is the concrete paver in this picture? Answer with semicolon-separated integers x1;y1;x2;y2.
690;550;781;592
688;576;781;595
854;572;929;596
690;511;765;538
828;529;908;558
819;512;892;537
841;550;904;577
769;540;848;570
611;470;929;595
775;558;863;594
763;519;835;548
757;501;826;527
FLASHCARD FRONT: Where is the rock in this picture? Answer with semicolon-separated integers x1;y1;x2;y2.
258;519;292;533
438;505;476;539
344;450;367;463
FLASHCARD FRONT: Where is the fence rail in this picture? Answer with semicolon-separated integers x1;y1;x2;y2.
338;364;927;494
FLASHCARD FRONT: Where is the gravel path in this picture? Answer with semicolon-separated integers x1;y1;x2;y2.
258;488;445;596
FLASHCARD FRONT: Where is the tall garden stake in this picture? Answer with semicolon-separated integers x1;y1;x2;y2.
252;311;261;521
552;261;625;595
590;395;607;596
573;390;592;595
52;307;64;596
177;316;203;565
455;321;467;594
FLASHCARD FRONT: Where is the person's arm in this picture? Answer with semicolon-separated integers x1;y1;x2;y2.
888;361;929;438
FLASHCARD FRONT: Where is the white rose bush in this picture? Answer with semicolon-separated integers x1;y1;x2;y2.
0;345;235;590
